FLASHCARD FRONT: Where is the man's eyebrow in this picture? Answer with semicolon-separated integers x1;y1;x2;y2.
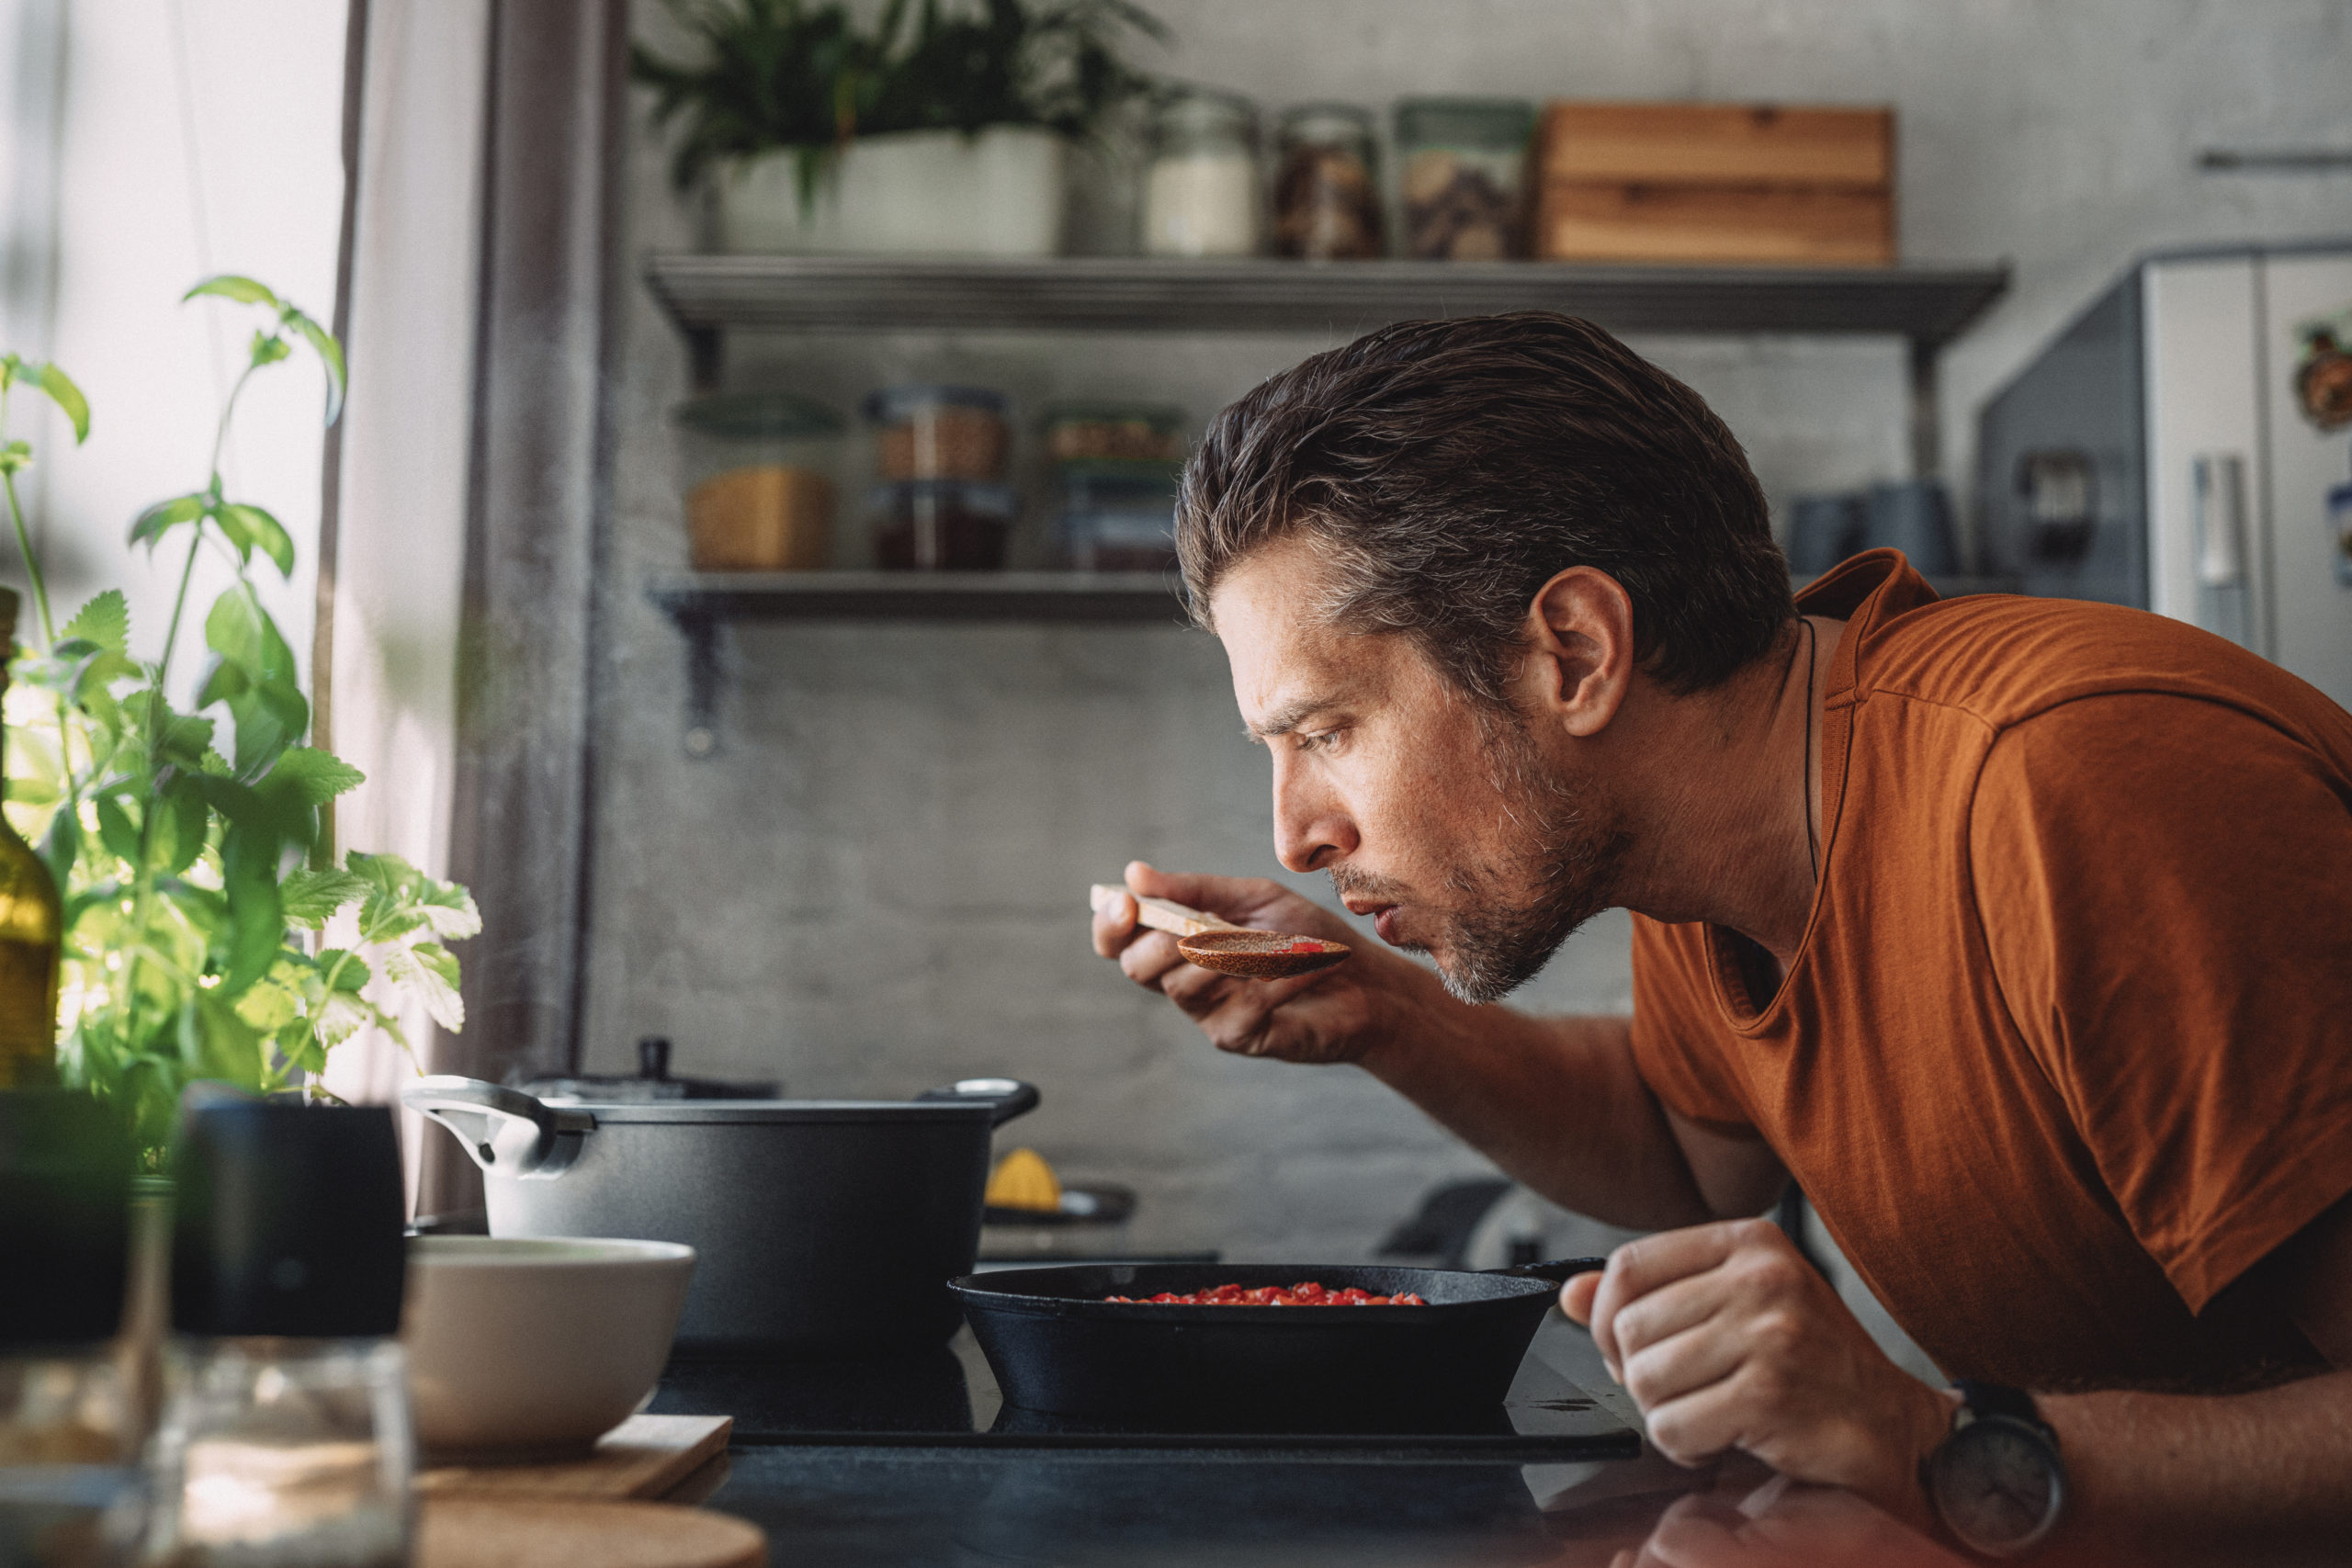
1247;693;1340;739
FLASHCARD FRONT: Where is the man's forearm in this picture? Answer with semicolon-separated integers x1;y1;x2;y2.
1356;997;1714;1231
2043;1371;2352;1562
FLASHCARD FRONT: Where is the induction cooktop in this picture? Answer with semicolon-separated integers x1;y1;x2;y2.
650;1323;1642;1462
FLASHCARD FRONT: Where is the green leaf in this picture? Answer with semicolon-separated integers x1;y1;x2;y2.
130;493;206;548
263;747;363;807
281;866;368;928
217;819;288;996
93;794;141;864
201;584;308;773
40;800;79;891
185;275;278;307
317;949;371;994
217;503;295;577
63;590;129;653
288;312;346;425
247;330;291;369
151;775;209;876
37;362;89;444
0;438;29;476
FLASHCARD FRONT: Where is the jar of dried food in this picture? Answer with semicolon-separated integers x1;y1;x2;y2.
673;391;843;571
1395;97;1534;260
1141;88;1261;257
865;385;1011;483
872;480;1017;571
1039;402;1186;465
1273;104;1385;260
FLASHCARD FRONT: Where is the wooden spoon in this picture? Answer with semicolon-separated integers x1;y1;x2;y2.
1090;885;1351;980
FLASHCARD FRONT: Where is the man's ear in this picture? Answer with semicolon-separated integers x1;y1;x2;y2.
1521;567;1635;738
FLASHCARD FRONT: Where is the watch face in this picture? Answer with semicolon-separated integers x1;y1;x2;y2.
1929;1416;2064;1557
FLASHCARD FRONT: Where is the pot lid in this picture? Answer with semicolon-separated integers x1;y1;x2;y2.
575;1099;1002;1125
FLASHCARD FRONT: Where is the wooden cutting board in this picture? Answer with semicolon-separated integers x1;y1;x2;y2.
419;1496;764;1568
417;1414;732;1501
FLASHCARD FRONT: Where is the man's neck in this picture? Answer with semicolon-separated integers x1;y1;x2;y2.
1601;615;1846;965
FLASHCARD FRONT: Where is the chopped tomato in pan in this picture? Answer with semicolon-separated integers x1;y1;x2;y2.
1104;1281;1429;1306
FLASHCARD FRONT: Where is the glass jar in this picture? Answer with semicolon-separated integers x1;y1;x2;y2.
871;481;1017;571
1055;461;1182;572
1273;105;1384;261
1394;97;1535;260
1038;402;1185;466
673;392;844;572
865;386;1011;484
1140;89;1261;258
141;1338;412;1568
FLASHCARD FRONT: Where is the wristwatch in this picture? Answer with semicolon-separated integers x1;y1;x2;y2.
1924;1380;2067;1559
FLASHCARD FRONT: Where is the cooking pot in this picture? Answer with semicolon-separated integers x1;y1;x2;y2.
403;1074;1038;1357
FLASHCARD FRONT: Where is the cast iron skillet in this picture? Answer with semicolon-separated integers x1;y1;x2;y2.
950;1257;1606;1424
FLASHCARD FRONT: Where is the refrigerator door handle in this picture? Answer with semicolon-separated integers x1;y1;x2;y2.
2192;453;2250;587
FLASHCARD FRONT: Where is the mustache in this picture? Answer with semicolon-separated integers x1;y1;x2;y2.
1328;863;1412;905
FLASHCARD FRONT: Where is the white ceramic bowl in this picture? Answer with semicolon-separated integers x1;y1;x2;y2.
402;1235;695;1458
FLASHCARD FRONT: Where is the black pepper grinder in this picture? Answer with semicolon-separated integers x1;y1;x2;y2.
141;1090;413;1567
0;1089;140;1565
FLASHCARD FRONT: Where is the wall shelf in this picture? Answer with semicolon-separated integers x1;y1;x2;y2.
649;568;2020;752
645;254;2007;346
639;254;2015;753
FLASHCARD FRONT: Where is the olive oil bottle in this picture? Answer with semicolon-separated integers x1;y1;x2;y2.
0;586;62;1088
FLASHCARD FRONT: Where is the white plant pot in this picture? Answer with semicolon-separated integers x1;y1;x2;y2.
720;127;1068;256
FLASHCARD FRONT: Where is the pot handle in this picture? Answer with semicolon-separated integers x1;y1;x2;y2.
401;1076;594;1179
915;1077;1042;1128
1485;1255;1611;1286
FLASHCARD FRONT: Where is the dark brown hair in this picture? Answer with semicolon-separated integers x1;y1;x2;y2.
1177;312;1793;701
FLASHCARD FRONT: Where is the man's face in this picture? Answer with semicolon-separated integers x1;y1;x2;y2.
1211;538;1629;1003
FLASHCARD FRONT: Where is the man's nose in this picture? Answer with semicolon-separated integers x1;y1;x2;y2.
1272;753;1358;874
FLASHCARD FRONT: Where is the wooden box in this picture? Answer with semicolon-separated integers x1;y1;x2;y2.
1535;102;1894;266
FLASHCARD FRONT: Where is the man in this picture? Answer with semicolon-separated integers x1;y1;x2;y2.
1091;313;2352;1559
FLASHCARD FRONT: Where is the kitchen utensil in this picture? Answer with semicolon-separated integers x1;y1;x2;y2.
402;1076;1039;1357
1088;885;1351;979
950;1257;1604;1421
404;1236;696;1458
417;1496;764;1568
415;1414;730;1500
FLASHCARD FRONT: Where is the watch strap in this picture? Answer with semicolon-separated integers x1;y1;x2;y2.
1950;1379;2057;1443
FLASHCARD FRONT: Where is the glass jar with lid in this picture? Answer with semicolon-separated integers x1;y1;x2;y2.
865;386;1011;484
1140;88;1261;258
1273;104;1385;261
1394;97;1536;260
673;392;844;572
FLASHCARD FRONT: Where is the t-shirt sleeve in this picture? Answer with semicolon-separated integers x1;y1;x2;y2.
1628;913;1758;1134
1971;693;2352;1313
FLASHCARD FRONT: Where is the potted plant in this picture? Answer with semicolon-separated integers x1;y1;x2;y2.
0;276;476;1161
633;0;1164;255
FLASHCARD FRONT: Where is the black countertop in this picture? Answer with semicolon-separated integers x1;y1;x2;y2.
646;1314;1781;1566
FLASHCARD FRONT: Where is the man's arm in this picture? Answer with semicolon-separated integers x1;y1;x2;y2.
1093;861;1784;1231
1565;1196;2352;1561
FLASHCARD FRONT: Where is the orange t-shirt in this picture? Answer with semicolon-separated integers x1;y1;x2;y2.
1630;551;2352;1393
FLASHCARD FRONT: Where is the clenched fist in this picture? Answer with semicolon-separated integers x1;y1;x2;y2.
1564;1218;1958;1529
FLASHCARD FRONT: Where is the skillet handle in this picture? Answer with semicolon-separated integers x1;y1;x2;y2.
1487;1255;1611;1286
916;1077;1042;1127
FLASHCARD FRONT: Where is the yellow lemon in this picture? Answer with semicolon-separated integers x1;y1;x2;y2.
986;1146;1063;1213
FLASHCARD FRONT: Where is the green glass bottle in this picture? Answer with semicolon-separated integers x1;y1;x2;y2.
0;586;62;1089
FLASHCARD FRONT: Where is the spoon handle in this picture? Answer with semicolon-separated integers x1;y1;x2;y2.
1088;885;1244;936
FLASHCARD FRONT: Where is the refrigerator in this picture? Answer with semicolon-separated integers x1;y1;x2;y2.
1977;240;2352;712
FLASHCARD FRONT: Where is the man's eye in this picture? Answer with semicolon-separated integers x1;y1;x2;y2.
1295;729;1343;753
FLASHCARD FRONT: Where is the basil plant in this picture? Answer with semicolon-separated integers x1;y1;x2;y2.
0;276;478;1156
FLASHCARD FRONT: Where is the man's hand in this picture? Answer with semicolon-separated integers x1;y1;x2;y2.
1090;860;1443;1066
1563;1219;1955;1527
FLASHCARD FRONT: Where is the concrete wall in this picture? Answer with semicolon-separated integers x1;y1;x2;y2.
582;0;2352;1260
